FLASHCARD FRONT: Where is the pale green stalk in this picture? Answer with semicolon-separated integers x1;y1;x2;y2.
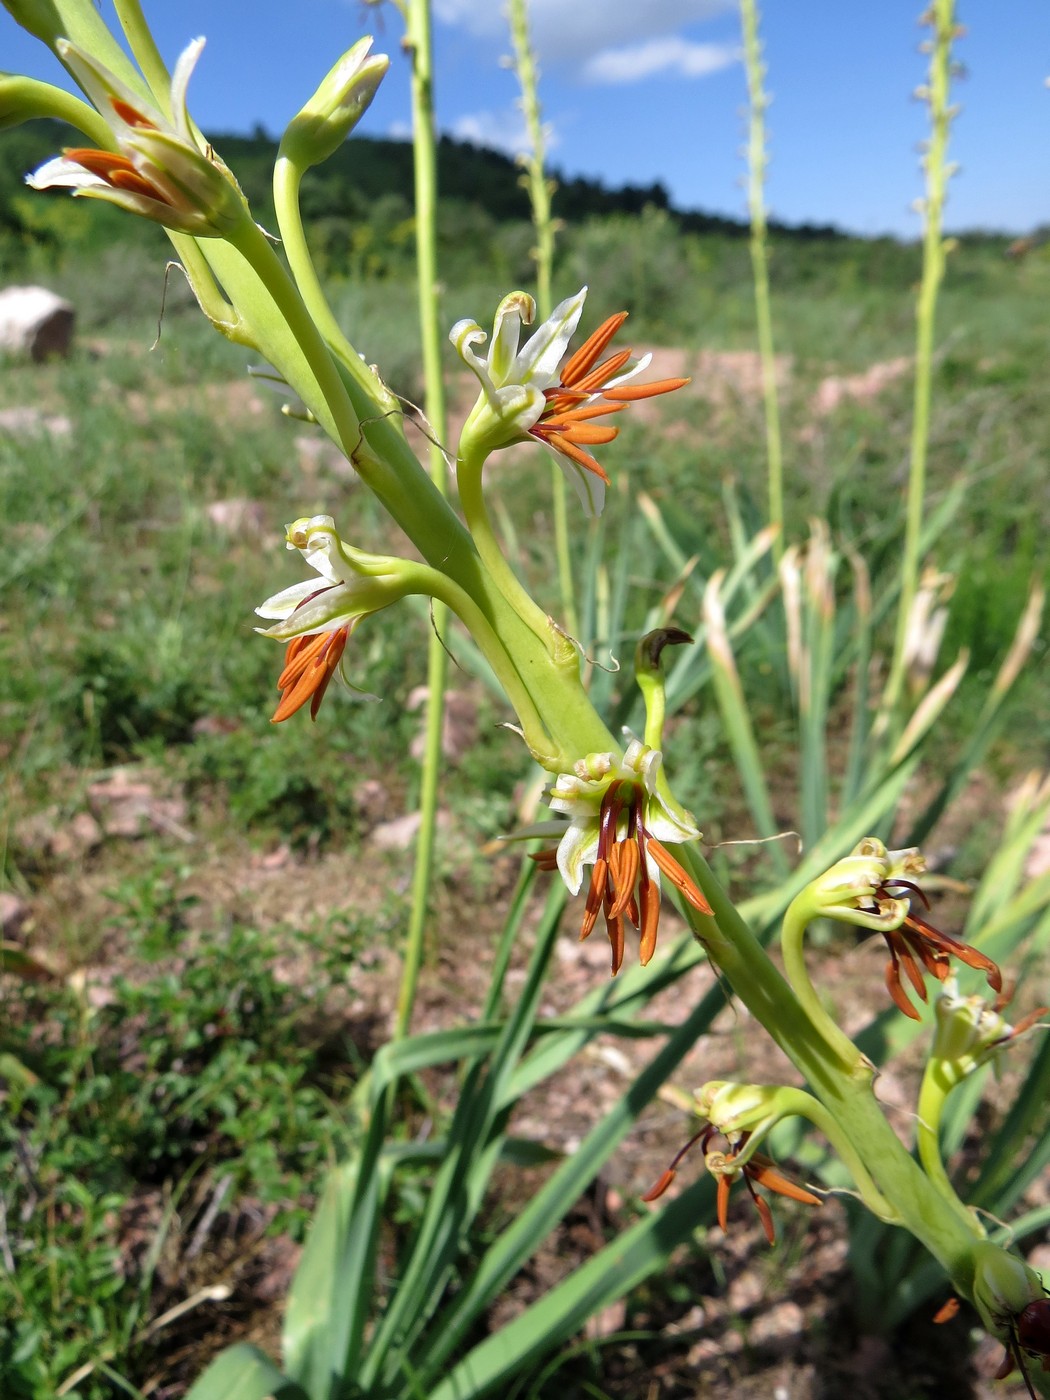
456;442;570;655
676;843;994;1299
396;0;451;1042
740;0;784;559
882;0;956;723
507;0;578;635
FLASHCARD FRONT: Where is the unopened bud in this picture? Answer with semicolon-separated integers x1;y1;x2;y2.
280;38;390;171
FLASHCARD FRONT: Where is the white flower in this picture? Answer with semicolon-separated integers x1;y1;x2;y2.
525;735;707;972
450;287;688;518
27;38;248;236
255;515;412;721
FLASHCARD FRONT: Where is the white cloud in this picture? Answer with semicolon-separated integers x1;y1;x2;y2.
448;107;559;158
449;108;527;155
432;0;736;63
582;37;739;85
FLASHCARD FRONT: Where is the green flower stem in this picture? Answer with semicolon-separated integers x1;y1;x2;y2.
398;565;554;765
730;1087;899;1222
455;442;569;654
740;0;784;560
779;898;873;1072
166;232;245;341
676;842;990;1301
883;0;956;723
395;0;452;1042
915;1066;982;1232
507;0;578;635
271;155;400;412
1;75;114;146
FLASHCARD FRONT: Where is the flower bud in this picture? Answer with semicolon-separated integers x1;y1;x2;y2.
279;38;390;171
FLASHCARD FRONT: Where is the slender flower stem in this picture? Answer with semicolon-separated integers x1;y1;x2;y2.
882;0;957;723
507;0;578;636
395;0;452;1042
732;1087;900;1222
740;0;784;561
779;899;873;1072
456;443;565;652
915;1070;983;1231
5;77;115;147
271;157;396;402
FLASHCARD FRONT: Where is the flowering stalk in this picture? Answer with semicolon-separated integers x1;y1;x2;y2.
740;0;785;560
882;0;959;727
398;0;451;1040
506;0;577;634
9;3;1046;1378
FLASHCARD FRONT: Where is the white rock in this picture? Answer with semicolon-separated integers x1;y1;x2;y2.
0;407;73;438
0;285;75;361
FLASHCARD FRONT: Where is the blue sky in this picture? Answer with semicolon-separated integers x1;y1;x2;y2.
4;1;1048;236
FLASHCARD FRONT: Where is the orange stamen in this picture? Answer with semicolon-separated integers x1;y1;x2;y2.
110;97;156;129
603;376;691;401
580;858;608;941
561;312;629;384
272;626;348;723
646;839;713;914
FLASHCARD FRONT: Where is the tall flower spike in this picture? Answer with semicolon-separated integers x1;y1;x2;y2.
26;39;249;236
256;515;415;722
451;287;688;516
524;737;710;973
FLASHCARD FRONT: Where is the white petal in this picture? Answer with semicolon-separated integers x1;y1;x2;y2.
646;800;700;844
170;38;206;140
254;577;323;620
487;291;533;384
556;819;599;896
558;457;606;518
256;591;363;640
512;287;587;389
26;156;106;191
449;319;496;394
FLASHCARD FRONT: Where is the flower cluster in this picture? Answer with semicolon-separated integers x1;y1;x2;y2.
643;1120;821;1245
451;288;688;515
528;738;710;973
798;838;1003;1019
27;39;248;236
255;515;414;722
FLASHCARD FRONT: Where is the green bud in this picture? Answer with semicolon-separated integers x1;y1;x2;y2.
280;38;390;171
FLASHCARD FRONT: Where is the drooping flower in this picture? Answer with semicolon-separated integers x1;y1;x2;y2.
795;839;1004;1020
873;876;1003;1021
642;1124;821;1245
26;38;248;236
527;737;711;972
450;287;688;516
256;515;413;722
929;977;1046;1088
